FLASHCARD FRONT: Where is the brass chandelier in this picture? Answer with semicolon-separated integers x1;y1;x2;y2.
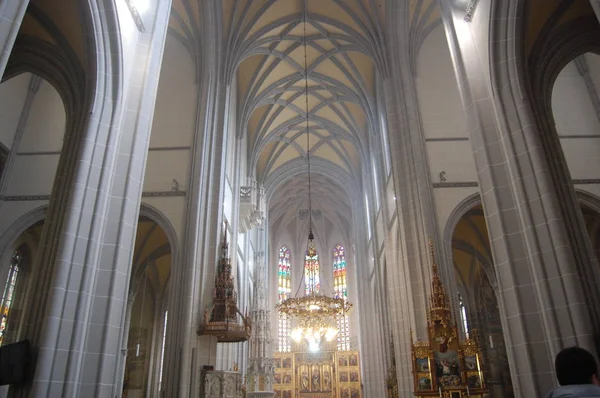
276;7;352;352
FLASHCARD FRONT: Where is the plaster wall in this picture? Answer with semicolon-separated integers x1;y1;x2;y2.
0;72;30;149
141;34;197;239
553;56;600;198
0;76;65;240
415;24;479;236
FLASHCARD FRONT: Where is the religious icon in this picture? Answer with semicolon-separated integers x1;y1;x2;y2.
436;333;453;353
274;389;281;398
283;357;292;368
301;370;310;392
349;354;358;366
351;387;360;398
323;370;332;390
340;371;349;382
312;367;321;391
350;370;359;383
274;373;281;384
468;374;482;388
283;373;292;384
418;376;432;390
435;350;461;387
283;390;292;398
464;355;478;371
416;357;430;372
339;356;348;367
341;388;350;398
274;358;281;368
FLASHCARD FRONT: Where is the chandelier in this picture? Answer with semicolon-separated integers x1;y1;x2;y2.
276;7;352;352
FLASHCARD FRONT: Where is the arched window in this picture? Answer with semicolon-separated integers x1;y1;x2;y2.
304;247;320;295
0;249;22;346
333;244;349;350
277;246;291;352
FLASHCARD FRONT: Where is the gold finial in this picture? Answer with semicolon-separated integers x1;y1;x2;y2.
427;237;451;317
428;238;440;278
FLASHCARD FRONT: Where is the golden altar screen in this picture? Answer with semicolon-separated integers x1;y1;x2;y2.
273;350;361;398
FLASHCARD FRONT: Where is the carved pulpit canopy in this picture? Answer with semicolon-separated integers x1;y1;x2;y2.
198;221;251;343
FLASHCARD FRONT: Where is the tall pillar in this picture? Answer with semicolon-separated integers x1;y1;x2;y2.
15;0;174;396
439;1;600;396
246;230;275;398
383;2;448;396
0;1;28;80
161;0;228;396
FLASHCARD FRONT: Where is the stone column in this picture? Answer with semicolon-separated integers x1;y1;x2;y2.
17;1;173;396
439;1;600;396
0;1;28;80
161;0;227;396
352;200;387;398
382;2;449;396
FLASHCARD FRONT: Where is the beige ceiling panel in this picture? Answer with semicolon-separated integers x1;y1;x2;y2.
248;105;270;143
308;1;363;35
237;55;266;100
313;145;348;172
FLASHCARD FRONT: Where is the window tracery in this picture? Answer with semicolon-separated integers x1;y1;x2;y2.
0;249;22;346
277;246;291;352
333;244;350;351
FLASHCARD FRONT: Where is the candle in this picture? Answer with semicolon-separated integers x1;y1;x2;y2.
489;335;494;349
439;386;443;397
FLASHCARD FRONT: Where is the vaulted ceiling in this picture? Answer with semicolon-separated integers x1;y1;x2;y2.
220;0;388;244
227;0;385;185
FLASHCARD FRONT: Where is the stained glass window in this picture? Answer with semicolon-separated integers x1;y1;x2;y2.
0;250;22;346
458;292;469;339
277;246;291;352
158;311;168;392
333;244;350;350
304;247;320;295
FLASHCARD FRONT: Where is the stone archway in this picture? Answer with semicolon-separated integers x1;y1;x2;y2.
448;202;514;398
122;212;173;398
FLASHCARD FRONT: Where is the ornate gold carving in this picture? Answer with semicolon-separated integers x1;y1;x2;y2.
198;222;251;343
410;239;487;397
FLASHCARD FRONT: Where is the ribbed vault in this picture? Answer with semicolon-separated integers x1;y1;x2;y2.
269;173;352;241
227;0;385;184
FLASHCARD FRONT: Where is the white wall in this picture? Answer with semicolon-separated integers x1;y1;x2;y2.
0;73;30;149
553;54;600;198
0;75;65;239
142;33;197;238
414;24;479;236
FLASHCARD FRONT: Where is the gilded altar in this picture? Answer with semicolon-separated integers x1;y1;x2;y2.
411;241;487;398
273;350;361;398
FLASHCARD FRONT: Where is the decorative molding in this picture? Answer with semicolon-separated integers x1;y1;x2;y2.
0;191;187;201
425;137;469;142
573;179;600;185
0;195;51;201
464;0;481;22
124;0;146;32
432;182;478;188
16;151;62;156
148;146;192;152
142;191;187;197
558;134;600;139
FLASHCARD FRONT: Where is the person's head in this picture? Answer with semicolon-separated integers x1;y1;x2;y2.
555;346;599;386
